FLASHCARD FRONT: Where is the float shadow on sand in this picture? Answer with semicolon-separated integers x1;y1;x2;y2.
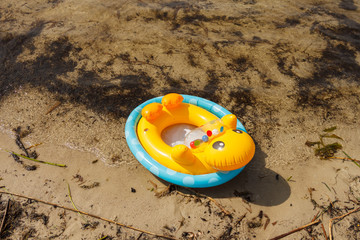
156;145;291;207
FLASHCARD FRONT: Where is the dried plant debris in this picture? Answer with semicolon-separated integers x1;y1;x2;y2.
163;224;176;233
306;126;343;159
154;184;177;198
315;143;343;159
24;165;37;171
0;199;23;239
13;126;32;139
323;126;337;132
217;226;234;240
347;219;360;240
10;152;23;164
348;218;360;233
182;231;202;240
307;184;360;230
235;213;247;226
15;135;30;158
233;190;253;202
247;211;264;229
29;211;49;225
72;174;100;189
8;127;39;171
80;182;100;189
0;197;68;239
154;184;232;219
73;174;85;183
0;191;174;239
263;214;270;230
22;228;37;239
81;221;99;230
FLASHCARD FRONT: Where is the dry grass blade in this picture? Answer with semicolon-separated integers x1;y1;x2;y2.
323;126;337;132
1;148;67;168
342;151;360;168
329;207;360;240
97;235;108;240
269;219;321;240
0;190;176;240
67;183;88;223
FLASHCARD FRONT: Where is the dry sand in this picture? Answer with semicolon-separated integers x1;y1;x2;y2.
1;0;360;239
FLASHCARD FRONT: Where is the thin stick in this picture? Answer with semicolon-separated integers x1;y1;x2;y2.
0;190;175;240
46;101;62;115
329;207;360;240
207;196;231;216
26;143;43;150
311;210;320;222
329;156;360;164
321;223;328;240
236;213;247;225
0;199;10;235
269;219;321;240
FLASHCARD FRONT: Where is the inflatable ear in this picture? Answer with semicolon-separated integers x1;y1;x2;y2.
221;114;237;130
171;145;196;165
162;93;184;109
141;103;163;121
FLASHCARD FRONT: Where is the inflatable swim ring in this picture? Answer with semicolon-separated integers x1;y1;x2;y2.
125;93;255;188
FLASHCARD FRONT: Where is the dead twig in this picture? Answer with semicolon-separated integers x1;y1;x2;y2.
0;199;10;235
136;232;144;240
269;219;321;240
264;214;270;230
0;190;175;240
311;211;320;222
26;143;42;150
46;101;62;115
321;223;328;240
236;213;247;225
329;207;360;240
328;156;360;164
148;180;158;190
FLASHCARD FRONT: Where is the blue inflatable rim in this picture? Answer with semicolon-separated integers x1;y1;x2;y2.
125;94;248;188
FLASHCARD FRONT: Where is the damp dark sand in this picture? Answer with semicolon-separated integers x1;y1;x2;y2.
0;0;360;239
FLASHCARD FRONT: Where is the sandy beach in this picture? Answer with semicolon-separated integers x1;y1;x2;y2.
1;0;360;239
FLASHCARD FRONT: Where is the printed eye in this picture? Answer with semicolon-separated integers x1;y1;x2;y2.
233;129;243;134
212;141;225;150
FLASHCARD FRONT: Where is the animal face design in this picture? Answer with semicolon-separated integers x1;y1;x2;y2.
181;116;255;171
204;128;255;171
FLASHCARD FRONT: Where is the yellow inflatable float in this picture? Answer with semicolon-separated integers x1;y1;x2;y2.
125;93;255;187
137;93;255;175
